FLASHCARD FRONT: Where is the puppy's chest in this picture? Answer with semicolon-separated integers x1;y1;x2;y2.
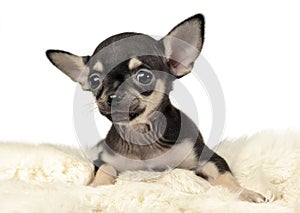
98;138;198;172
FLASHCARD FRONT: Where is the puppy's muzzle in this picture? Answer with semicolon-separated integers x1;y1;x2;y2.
99;94;144;121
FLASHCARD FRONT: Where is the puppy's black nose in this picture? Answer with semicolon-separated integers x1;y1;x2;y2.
107;94;123;106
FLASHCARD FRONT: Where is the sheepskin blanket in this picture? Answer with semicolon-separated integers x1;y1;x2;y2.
1;131;300;212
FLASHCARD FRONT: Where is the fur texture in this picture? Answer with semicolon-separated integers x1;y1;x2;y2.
1;130;300;212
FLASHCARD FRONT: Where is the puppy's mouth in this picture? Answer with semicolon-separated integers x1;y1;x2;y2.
100;107;145;123
97;97;146;122
106;108;145;123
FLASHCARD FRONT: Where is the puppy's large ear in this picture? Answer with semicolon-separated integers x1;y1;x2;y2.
46;50;90;90
161;14;204;77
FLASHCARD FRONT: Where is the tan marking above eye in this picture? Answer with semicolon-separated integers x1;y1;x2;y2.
93;61;104;72
128;57;142;70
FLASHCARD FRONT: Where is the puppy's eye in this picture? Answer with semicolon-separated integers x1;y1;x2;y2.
136;70;153;84
89;73;101;89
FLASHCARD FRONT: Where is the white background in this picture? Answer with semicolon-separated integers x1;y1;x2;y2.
0;0;299;147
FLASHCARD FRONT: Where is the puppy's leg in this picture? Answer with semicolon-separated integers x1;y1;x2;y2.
89;164;117;187
196;150;266;203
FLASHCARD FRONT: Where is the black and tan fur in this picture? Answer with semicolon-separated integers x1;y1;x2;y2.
46;14;266;202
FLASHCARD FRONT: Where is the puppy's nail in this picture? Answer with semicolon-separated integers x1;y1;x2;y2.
256;197;265;203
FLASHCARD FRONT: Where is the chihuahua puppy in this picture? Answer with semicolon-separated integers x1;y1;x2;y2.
46;14;266;203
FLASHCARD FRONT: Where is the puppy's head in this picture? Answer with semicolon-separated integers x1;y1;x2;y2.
46;14;204;124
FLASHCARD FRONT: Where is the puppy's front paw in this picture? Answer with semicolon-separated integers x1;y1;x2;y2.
89;164;117;187
239;188;267;203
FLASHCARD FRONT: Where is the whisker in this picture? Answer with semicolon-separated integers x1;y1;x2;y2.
82;102;97;108
140;99;161;105
87;106;99;114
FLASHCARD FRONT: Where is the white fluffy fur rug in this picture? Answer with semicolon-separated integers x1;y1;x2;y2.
1;130;300;212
